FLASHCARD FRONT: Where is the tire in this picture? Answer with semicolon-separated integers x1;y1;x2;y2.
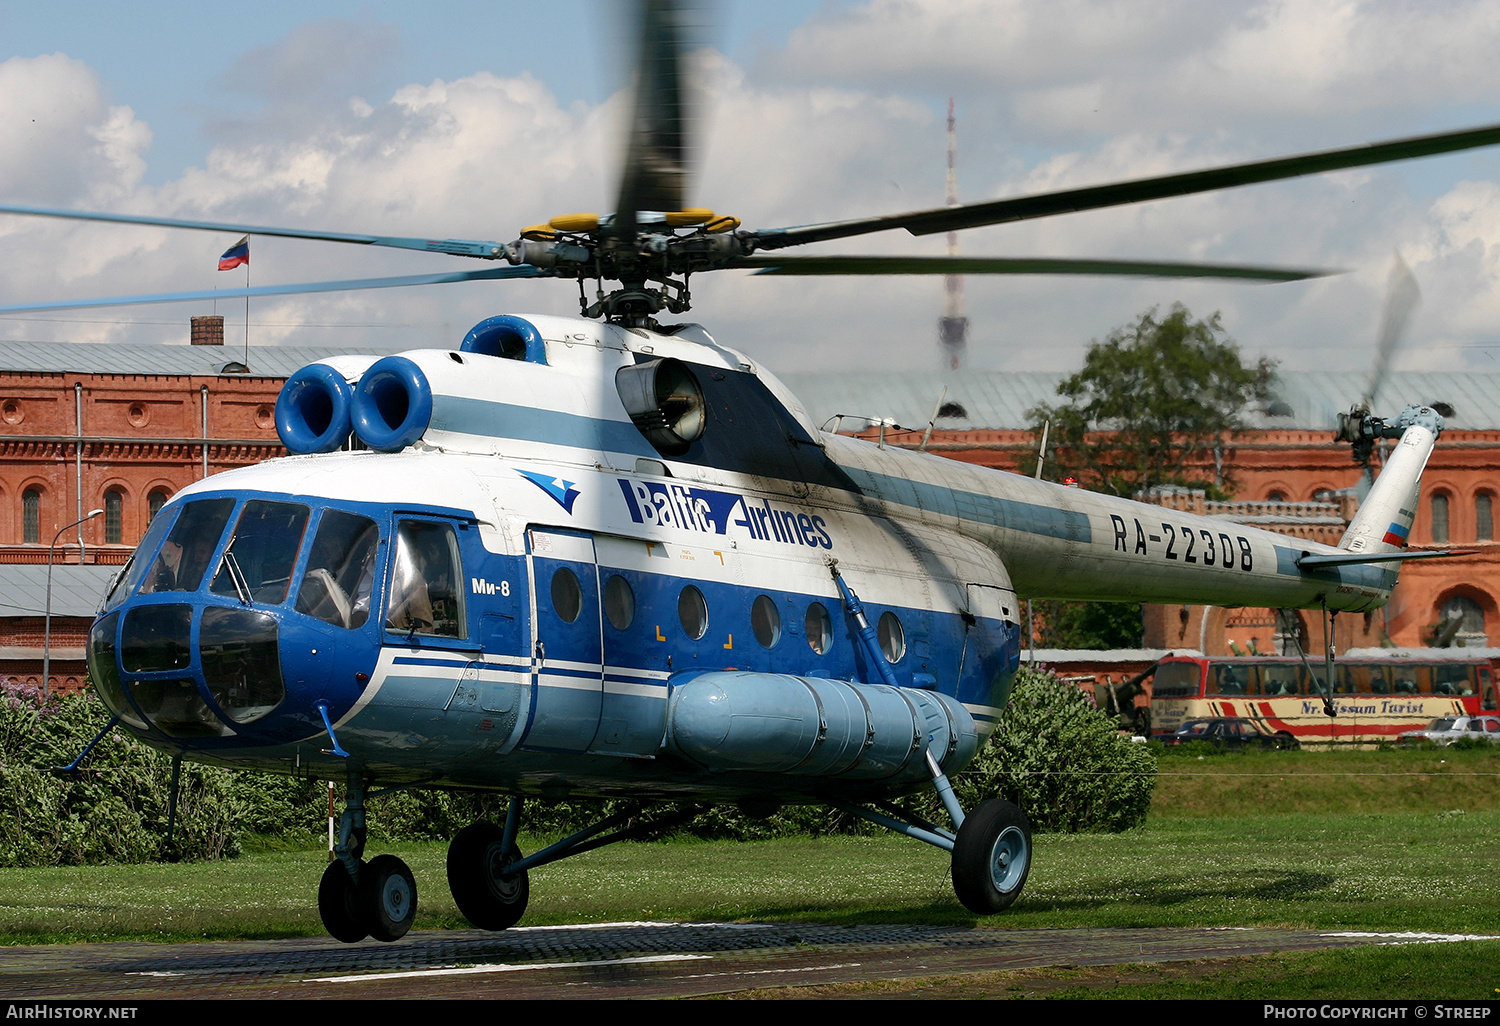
1273;732;1299;751
447;821;530;931
952;799;1032;915
318;859;368;943
360;854;418;943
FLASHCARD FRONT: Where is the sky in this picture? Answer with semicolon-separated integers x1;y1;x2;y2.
3;0;1500;380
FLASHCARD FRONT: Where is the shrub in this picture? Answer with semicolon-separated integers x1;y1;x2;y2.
0;682;242;865
937;665;1156;832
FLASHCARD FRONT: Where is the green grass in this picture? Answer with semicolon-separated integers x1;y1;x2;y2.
0;745;1496;1000
1152;745;1500;817
1;807;1496;944
722;944;1500;1000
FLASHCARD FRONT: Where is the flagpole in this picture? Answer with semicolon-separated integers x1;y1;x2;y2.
244;260;250;367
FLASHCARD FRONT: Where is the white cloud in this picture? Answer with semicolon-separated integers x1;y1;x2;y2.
1;4;1499;379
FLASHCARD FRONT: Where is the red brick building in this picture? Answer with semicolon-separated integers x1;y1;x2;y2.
0;319;398;692
782;369;1500;654
4;341;1496;693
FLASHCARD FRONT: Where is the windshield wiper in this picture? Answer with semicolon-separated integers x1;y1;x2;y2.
221;549;253;606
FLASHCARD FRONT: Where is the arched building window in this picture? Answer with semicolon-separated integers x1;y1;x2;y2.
22;488;40;544
1477;492;1493;542
148;489;170;523
1437;595;1487;648
104;489;124;544
1431;493;1450;544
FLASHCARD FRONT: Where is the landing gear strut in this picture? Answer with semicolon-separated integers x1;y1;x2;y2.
832;747;1034;916
318;771;418;943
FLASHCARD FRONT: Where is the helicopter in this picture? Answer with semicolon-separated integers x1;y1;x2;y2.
3;2;1497;943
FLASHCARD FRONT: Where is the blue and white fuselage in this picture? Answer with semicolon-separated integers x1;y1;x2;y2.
88;314;1431;804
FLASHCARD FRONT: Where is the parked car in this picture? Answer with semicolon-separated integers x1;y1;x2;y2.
1157;717;1299;750
1397;715;1500;747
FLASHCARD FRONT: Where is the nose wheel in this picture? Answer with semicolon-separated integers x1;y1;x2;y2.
362;854;418;941
318;858;368;943
318;854;418;943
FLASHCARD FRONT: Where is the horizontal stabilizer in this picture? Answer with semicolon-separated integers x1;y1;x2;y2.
1296;549;1475;569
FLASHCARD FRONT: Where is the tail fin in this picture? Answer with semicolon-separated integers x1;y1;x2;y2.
1338;406;1444;555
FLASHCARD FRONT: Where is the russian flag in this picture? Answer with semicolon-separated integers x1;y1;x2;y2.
218;236;250;271
1382;521;1410;547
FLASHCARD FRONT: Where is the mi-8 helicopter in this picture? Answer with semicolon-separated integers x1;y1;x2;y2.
3;2;1496;943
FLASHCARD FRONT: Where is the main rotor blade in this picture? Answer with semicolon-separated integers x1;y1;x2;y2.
1365;254;1421;408
613;0;695;238
733;254;1337;281
751;122;1500;251
0;203;508;259
0;265;549;314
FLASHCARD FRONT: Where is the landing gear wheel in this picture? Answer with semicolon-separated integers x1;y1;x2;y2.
360;854;418;942
952;799;1032;914
319;858;368;943
447;821;530;930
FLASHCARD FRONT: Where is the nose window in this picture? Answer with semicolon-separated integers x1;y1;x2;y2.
211;500;310;605
120;604;194;673
86;611;146;730
129;679;235;739
296;510;380;629
200;607;285;724
137;498;235;595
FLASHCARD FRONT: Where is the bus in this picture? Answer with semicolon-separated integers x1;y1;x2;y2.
1150;650;1499;745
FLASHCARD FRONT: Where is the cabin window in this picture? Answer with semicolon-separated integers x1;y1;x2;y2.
138;497;235;595
211;500;311;605
386;521;466;638
604;574;635;631
551;567;583;624
805;602;832;656
678;585;708;640
1478;493;1493;542
751;594;781;648
878;611;905;663
1431;493;1450;544
296;510;379;629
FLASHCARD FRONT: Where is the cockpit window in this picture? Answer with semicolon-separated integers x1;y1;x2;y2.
210;500;310;605
296;511;380;629
386;521;465;639
105;506;178;610
137;498;235;595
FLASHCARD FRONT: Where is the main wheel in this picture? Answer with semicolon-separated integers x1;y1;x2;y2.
360;854;417;942
447;821;530;930
318;859;368;943
952;799;1032;914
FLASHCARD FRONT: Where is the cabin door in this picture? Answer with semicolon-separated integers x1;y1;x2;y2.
521;527;603;752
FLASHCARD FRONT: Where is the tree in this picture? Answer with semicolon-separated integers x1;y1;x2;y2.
1029;304;1275;498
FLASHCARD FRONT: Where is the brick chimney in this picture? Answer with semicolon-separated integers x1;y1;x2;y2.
191;315;225;346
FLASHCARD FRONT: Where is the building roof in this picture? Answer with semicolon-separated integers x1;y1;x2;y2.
0;565;119;619
0;341;401;379
776;369;1500;433
1;340;1495;432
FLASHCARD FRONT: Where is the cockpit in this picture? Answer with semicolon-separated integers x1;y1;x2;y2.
87;492;471;749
